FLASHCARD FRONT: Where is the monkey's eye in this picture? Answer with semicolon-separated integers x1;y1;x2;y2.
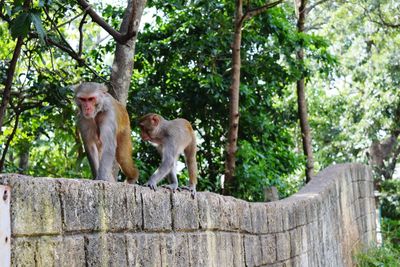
88;97;95;102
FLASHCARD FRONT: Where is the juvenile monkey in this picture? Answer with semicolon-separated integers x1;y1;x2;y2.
138;113;197;197
74;82;139;183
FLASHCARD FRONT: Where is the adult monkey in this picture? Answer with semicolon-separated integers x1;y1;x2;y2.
138;113;197;197
74;82;139;183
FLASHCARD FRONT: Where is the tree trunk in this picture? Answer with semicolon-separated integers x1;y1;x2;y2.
0;37;24;133
109;0;147;180
368;131;400;180
296;0;314;183
0;111;20;172
109;0;147;105
223;0;243;195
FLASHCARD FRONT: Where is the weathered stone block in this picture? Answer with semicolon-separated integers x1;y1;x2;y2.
1;175;62;235
11;237;36;266
358;180;369;198
59;236;86;266
260;234;276;264
60;179;105;232
290;227;302;257
186;233;209;267
280;204;291;231
266;203;283;233
126;233;161;266
219;196;240;230
276;232;290;261
140;186;172;231
36;236;62;267
172;191;199;230
235;199;252;233
84;233;108;267
215;232;234;266
244;235;262;266
352;180;360;200
85;233;127;267
250;203;268;234
305;198;318;224
198;192;222;230
103;182;142;231
173;233;190;266
294;201;307;227
231;233;245;267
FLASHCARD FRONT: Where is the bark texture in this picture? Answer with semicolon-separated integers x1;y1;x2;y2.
223;0;283;195
0;37;23;134
110;0;147;105
224;0;243;195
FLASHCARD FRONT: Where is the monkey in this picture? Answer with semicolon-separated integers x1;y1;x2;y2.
138;113;197;197
74;82;139;183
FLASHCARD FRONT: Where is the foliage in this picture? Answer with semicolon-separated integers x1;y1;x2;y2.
354;242;400;267
354;212;400;266
380;179;400;220
1;0;397;205
0;0;128;177
128;0;333;200
381;218;400;250
307;0;400;172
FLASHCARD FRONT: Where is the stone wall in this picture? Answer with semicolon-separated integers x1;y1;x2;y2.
0;163;376;266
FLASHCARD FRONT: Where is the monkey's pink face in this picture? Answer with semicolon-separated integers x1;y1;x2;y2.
139;126;152;141
78;96;97;118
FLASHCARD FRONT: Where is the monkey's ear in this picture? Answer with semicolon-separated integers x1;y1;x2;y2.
151;115;160;126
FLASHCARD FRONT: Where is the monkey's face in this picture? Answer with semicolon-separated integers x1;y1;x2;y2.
139;123;153;141
76;93;103;119
138;114;160;142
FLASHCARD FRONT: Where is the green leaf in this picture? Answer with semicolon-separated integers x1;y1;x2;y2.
30;12;46;42
10;12;31;39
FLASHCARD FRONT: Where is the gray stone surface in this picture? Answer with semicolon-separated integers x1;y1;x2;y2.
60;179;105;232
1;175;62;236
140;186;172;231
172;191;199;230
0;163;377;267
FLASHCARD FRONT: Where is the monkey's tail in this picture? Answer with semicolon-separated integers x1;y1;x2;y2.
185;139;198;186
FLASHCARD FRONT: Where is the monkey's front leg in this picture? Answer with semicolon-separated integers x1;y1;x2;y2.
161;161;179;193
145;149;175;191
97;124;117;182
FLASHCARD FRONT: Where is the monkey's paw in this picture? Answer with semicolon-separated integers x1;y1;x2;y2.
144;181;158;191
180;186;196;199
162;183;179;193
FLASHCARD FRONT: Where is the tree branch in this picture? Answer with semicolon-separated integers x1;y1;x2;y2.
53;11;85;30
305;0;329;15
377;4;400;28
242;0;283;21
78;12;88;56
0;110;20;172
76;0;137;44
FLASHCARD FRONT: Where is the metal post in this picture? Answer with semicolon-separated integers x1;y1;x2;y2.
0;185;11;267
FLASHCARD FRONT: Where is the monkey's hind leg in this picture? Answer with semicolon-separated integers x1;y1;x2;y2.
181;142;197;198
117;131;139;184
